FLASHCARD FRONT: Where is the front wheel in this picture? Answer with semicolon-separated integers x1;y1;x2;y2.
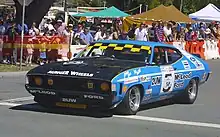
176;79;198;104
116;86;141;115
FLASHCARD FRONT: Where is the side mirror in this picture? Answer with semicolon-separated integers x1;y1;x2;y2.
73;53;77;57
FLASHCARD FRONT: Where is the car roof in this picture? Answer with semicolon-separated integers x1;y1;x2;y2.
93;40;175;49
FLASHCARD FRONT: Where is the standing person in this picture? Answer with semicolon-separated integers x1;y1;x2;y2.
0;19;5;62
128;24;137;40
155;21;165;42
6;22;18;64
54;19;65;36
79;27;94;45
148;22;157;41
164;22;173;42
134;23;148;41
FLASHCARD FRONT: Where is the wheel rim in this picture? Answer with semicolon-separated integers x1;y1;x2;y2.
188;80;197;100
128;87;141;112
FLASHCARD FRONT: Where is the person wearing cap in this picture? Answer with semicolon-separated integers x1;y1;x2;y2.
54;19;65;36
63;24;74;45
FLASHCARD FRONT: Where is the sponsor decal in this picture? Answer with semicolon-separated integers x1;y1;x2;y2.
189;56;204;69
175;72;192;81
182;60;191;70
87;81;94;89
145;89;152;94
124;71;132;78
122;85;128;92
133;68;141;75
152;76;161;86
160;66;174;72
63;61;84;65
124;77;139;84
47;71;69;75
29;90;56;95
62;98;77;103
71;71;94;77
174;81;184;89
84;95;104;100
142;94;151;102
111;84;116;91
162;73;174;93
140;75;151;83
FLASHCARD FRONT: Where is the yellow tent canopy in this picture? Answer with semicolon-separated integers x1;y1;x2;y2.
123;5;195;31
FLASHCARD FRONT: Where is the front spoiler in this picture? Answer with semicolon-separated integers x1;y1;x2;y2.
25;85;114;109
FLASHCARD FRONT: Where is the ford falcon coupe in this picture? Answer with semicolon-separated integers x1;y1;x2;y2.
25;40;211;115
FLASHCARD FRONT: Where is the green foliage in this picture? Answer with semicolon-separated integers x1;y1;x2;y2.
64;0;220;15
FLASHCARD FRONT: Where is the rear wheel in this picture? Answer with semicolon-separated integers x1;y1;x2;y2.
116;86;141;115
176;79;198;104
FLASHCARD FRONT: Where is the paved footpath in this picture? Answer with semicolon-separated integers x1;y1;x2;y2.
0;60;220;137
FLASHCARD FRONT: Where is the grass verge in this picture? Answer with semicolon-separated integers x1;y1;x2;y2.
0;64;37;72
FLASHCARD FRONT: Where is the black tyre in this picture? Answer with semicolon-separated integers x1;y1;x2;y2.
116;86;141;115
176;79;198;104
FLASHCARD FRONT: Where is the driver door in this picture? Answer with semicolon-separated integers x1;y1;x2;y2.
151;46;175;98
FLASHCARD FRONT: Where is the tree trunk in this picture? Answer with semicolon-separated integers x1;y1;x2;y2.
14;0;56;27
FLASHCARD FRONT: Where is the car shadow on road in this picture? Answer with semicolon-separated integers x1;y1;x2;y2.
10;103;114;118
9;99;175;118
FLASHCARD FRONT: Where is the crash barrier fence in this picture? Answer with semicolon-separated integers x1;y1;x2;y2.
167;40;220;60
0;35;220;62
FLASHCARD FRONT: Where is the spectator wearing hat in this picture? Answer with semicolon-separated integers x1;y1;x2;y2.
63;24;74;45
54;19;65;36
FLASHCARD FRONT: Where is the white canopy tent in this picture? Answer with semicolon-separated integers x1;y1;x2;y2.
189;3;220;22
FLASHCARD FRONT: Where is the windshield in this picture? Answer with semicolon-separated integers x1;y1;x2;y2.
75;43;152;63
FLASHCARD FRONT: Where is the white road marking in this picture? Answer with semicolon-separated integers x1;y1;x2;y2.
0;102;22;107
0;96;220;129
114;115;220;129
1;96;34;103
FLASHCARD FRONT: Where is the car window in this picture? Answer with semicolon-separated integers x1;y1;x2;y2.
165;48;182;64
152;47;167;65
75;43;152;63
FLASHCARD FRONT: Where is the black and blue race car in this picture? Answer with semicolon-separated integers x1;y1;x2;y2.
25;40;211;115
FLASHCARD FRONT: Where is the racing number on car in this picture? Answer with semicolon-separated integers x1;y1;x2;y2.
163;74;172;92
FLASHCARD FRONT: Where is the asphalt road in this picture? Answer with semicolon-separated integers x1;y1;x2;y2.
0;60;220;137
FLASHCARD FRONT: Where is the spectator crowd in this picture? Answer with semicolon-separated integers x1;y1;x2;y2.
1;13;220;66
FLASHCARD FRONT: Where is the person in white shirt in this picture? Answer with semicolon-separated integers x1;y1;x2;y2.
94;28;106;41
135;23;148;41
164;22;173;42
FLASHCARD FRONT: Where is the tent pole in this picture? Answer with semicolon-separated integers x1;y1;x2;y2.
139;4;142;14
180;0;183;12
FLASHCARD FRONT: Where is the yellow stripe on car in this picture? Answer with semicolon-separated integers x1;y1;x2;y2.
131;48;141;52
124;44;134;48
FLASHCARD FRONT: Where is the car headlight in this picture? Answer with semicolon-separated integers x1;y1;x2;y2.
25;75;29;85
34;76;43;86
101;82;110;92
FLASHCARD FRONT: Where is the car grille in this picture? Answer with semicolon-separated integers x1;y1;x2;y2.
28;75;111;94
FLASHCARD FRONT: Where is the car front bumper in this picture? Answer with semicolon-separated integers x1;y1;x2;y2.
25;85;114;109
